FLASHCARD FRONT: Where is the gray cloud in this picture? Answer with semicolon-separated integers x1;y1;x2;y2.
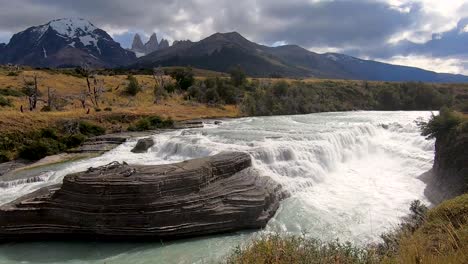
0;0;466;73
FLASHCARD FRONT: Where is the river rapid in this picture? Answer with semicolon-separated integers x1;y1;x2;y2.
0;111;435;264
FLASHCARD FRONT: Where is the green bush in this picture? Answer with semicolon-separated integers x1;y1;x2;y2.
229;65;247;86
124;75;142;96
0;87;24;97
418;108;463;139
170;68;194;90
0;95;12;107
63;134;87;148
18;138;65;161
6;72;18;76
0;151;11;162
128;116;174;131
39;128;59;140
78;121;106;137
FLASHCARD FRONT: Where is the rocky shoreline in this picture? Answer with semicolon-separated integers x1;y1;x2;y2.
0;152;287;241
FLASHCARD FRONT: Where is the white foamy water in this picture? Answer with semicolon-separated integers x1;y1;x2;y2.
0;111;435;264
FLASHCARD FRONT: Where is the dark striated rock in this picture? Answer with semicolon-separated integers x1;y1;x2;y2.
131;137;155;153
0;152;287;241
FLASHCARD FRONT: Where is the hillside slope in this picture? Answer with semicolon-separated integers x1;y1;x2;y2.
134;32;468;83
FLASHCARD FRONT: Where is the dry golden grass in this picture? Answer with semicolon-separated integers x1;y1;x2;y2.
382;194;468;264
0;70;239;134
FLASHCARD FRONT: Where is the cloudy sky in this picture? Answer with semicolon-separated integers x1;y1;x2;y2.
0;0;467;74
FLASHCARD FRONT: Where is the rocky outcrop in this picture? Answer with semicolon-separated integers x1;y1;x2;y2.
0;152;287;241
159;39;170;49
144;33;159;54
422;122;468;204
131;33;146;54
131;137;155;153
130;33;171;57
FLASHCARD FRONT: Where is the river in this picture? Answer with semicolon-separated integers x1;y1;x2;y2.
0;111;435;264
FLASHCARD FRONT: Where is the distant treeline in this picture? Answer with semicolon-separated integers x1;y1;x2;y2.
176;66;467;116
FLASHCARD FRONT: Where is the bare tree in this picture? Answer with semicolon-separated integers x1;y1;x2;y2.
152;67;166;103
46;87;58;110
78;90;87;109
81;64;104;109
22;74;39;111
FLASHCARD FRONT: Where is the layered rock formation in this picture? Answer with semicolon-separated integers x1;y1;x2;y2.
0;152;286;241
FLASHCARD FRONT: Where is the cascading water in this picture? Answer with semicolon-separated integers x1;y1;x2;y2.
0;111;435;264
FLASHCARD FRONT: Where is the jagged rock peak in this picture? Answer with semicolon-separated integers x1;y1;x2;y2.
159;38;170;49
131;33;145;53
144;33;159;53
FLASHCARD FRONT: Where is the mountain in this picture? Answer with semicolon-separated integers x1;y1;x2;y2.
144;33;159;54
0;18;136;68
131;33;145;55
133;32;468;83
129;33;170;57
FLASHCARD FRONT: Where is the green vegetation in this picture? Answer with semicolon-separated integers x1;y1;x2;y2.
240;81;454;116
0;121;105;161
0;95;12;107
0;87;24;97
418;107;464;139
169;67;195;90
123;75;142;96
127;116;174;131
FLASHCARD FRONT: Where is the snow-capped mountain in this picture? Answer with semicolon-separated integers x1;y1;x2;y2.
0;18;135;67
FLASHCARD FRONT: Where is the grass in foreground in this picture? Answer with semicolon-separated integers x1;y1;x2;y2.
226;194;468;264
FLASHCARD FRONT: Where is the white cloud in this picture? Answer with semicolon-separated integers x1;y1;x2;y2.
380;55;468;75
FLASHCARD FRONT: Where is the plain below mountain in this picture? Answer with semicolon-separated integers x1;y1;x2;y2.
0;18;135;68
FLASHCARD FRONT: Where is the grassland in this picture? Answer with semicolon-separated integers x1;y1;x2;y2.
0;68;239;134
226;194;468;264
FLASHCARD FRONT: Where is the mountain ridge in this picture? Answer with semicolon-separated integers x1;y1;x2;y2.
134;31;468;83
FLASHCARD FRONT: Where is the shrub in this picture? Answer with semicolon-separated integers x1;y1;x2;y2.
6;72;18;76
128;116;174;131
0;95;12;107
418;108;463;139
104;107;112;112
18;138;65;161
39;128;59;140
170;68;194;90
0;151;11;162
63;134;87;148
124;75;142;96
0;87;24;97
164;83;176;93
229;65;247;87
40;105;52;112
78;121;105;137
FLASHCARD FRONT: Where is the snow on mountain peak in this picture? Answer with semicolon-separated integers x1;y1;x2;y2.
48;18;97;38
